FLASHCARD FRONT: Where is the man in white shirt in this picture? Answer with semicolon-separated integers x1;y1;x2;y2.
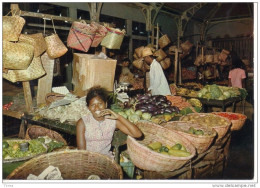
142;47;171;96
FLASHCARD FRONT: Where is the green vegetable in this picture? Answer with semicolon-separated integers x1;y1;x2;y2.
209;84;222;99
195;130;204;135
159;146;169;153
223;91;231;98
168;149;191;157
148;142;162;150
128;114;140;124
125;108;135;117
118;111;128;119
46;141;64;152
135;110;143;116
37;137;45;143
239;88;248;99
3;141;9;149
141;112;152;120
171;143;182;150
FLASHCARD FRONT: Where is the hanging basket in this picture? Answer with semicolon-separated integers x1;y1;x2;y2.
7;150;123;180
90;22;108;47
133;58;144;70
158;34;171;49
3;56;46;83
153;49;167;62
3;41;34;70
101;27;125;49
127;121;196;172
3;10;25;41
134;46;145;58
161;121;217;154
160;57;171;70
181;40;193;53
19;33;47;57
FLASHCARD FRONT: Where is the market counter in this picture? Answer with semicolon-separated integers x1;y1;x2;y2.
180;96;242;112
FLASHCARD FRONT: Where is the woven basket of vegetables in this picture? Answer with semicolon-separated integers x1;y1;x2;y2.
127;121;196;172
212;112;247;131
180;113;231;142
25;125;67;146
7;150;123;180
161;121;217;154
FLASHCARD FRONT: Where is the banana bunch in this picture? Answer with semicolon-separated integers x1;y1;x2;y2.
187;90;198;97
176;88;189;96
188;98;202;108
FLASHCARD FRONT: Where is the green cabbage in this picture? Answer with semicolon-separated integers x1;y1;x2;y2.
125;108;135;117
118;111;128;119
223;91;231;98
209;84;222;99
135;110;143;116
128;114;140;124
142;113;152;120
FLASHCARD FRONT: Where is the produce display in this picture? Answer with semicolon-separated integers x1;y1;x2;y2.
2;139;47;161
3;136;65;161
147;141;191;157
197;84;247;100
180;113;230;127
212;112;245;120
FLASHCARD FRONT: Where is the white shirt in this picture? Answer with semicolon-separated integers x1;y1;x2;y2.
148;59;171;96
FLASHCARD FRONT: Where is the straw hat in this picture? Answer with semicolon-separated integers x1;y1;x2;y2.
142;47;153;57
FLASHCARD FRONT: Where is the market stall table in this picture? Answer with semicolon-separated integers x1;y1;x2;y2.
180;96;242;112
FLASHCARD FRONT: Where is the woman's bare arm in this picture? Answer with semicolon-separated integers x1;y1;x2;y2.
76;118;86;150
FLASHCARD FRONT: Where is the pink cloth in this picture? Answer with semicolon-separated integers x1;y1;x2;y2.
228;68;246;88
82;114;116;158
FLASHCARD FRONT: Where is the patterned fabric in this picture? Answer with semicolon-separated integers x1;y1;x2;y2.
82;114;116;158
228;68;246;88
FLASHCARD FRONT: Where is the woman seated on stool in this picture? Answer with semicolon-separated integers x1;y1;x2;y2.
76;86;142;158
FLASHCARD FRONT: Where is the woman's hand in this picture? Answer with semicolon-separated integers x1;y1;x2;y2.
98;109;119;120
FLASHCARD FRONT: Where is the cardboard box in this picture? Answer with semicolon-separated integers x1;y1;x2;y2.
72;53;117;97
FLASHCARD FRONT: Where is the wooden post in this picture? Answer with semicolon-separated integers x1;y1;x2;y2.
156;23;159;50
174;48;179;84
102;46;107;55
178;58;182;85
37;52;55;106
22;81;34;113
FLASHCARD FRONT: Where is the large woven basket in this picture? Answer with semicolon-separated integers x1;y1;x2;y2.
3;11;25;42
212;112;247;131
127;121;196;172
101;27;125;49
7;150;123;180
3;56;46;83
19;33;47;57
3;40;34;70
25;125;67;145
161;121;217;154
180;113;231;142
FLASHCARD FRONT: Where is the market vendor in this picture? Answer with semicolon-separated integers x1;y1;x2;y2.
119;58;134;84
76;86;142;158
142;47;171;96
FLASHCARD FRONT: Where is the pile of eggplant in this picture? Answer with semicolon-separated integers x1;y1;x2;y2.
134;93;180;116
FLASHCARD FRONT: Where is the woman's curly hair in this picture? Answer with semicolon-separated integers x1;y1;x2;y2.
86;86;108;106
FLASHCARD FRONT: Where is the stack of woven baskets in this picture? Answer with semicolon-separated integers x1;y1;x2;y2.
162;121;217;154
127;121;196;172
